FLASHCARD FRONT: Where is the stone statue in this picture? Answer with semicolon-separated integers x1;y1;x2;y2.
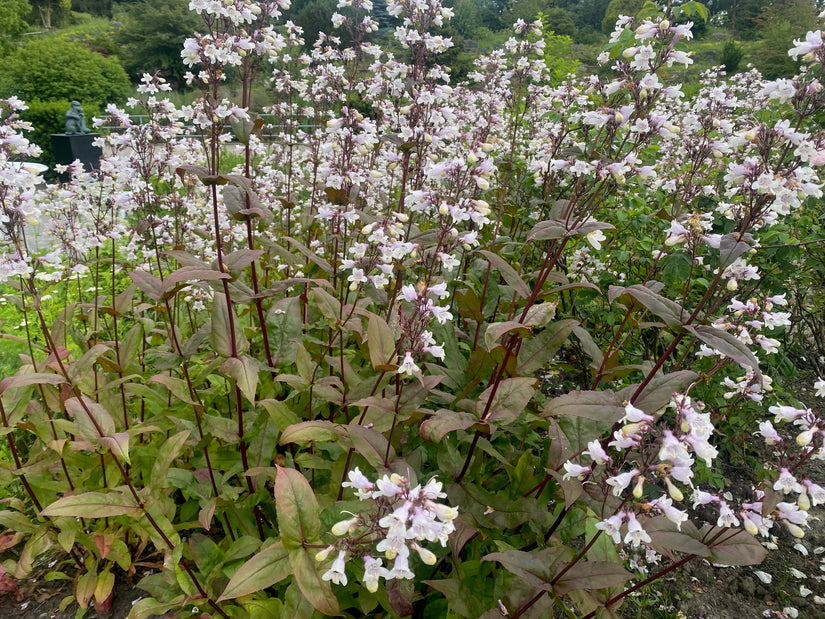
64;101;91;135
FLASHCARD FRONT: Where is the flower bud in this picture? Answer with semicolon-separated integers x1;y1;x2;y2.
467;152;478;164
475;176;490;191
622;46;638;59
665;477;684;502
784;521;805;538
633;476;645;499
481;142;494;153
799;489;811;511
315;545;335;561
332;516;358;536
659;19;670;30
614;112;624;124
727;279;738;292
438;202;449;216
412;543;437;565
743;515;758;536
797;428;815;446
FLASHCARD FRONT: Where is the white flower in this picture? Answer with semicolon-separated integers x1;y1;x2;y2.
321;550;348;586
606;469;638;497
623;513;651;548
815;378;825;398
586;229;607;250
584;440;611;464
621;403;654;424
562;461;591;480
362;555;387;593
398;352;420;377
389;552;415;580
595;513;624;543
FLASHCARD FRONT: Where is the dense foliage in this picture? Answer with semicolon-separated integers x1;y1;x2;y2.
2;1;825;618
0;37;130;105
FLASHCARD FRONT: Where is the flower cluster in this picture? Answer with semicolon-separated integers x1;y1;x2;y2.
317;469;458;592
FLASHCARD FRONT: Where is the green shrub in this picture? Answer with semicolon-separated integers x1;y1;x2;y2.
0;37;130;106
720;39;744;74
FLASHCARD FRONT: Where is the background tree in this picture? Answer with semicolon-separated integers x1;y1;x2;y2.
283;0;337;48
601;0;645;33
116;0;199;86
0;0;31;52
28;0;71;29
71;0;113;18
753;0;818;78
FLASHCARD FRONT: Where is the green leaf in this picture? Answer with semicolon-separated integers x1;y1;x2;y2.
684;324;761;378
150;431;190;491
211;295;248;358
482;547;573;591
367;313;396;370
627;370;698;415
484;320;532;350
527;220;567;242
608;284;686;329
476;250;531;298
64;396;115;440
553;561;633;595
517;319;578;375
280;420;342;445
274;466;321;549
100;432;130;465
703;526;767;566
477;377;536;424
284;236;332;273
643;516;709;558
288;547;340;616
543;390;624;423
420;410;485;442
219;541;290;601
0;372;65;394
40;490;141;518
222;355;260;405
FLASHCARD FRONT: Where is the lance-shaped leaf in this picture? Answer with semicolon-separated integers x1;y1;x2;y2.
100;432;130;465
484;320;532;350
684;325;761;377
517;319;578;375
284;236;332;273
483;546;574;591
210;295;248;357
623;370;698;415
367;313;396;371
527;220;567;242
161;266;230;298
219;541;290;601
644;516;710;558
289;547;340;616
64;396;115;440
41;490;141;518
221;355;260;405
476;250;531;298
274;466;321;549
701;526;767;566
420;410;487;442
608;284;686;329
718;234;751;270
542;390;625;423
553;561;633;595
477;377;536;424
129;269;163;301
0;373;65;394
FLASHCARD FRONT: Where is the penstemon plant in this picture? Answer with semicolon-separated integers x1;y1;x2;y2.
1;0;825;617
